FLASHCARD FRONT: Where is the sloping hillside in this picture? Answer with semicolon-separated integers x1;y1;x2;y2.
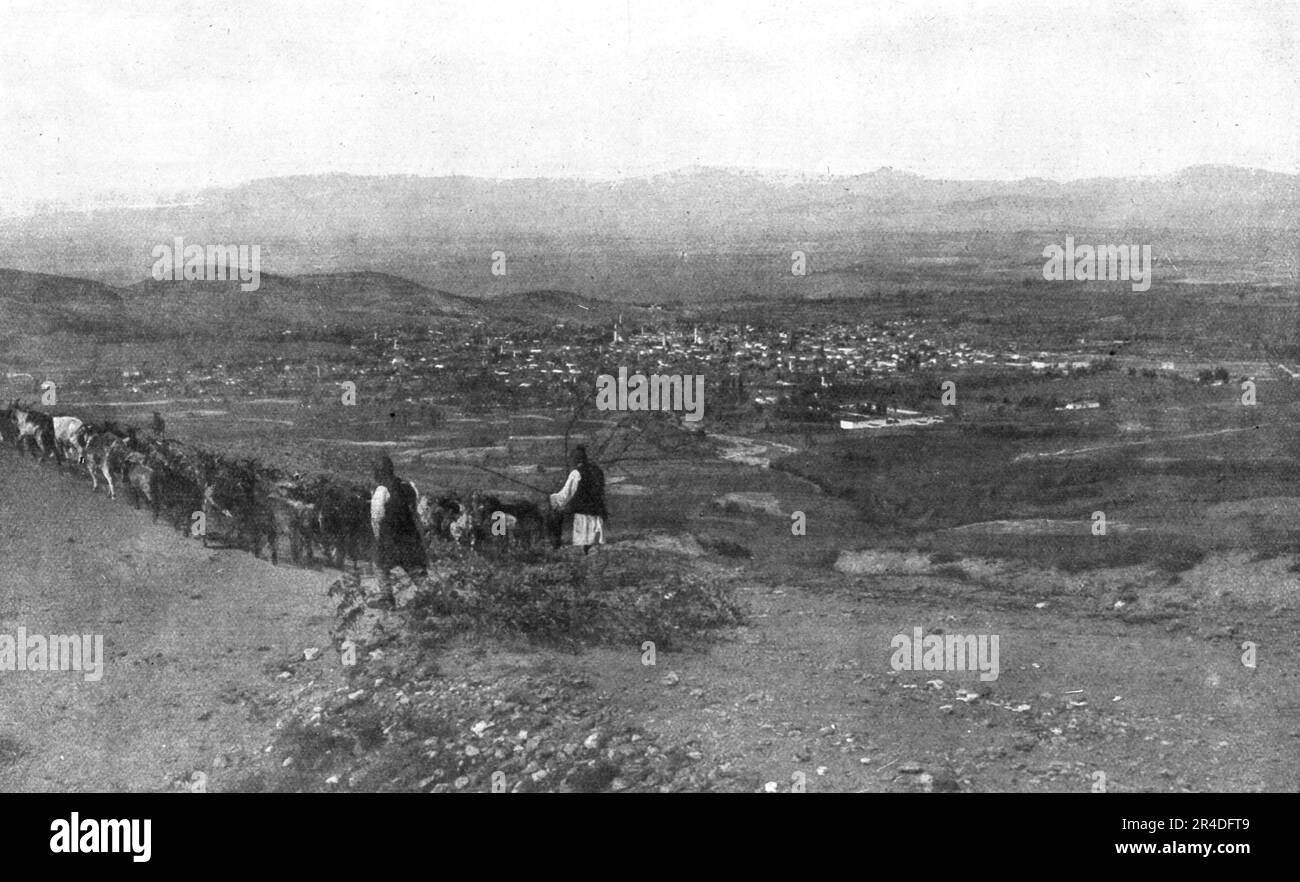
118;270;483;337
475;289;649;325
0;268;129;357
0;455;341;792
292;271;480;317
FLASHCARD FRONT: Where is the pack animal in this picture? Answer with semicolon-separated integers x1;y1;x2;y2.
7;403;61;466
266;478;321;565
0;405;17;448
417;493;464;545
315;482;371;571
123;454;160;519
52;416;87;465
203;460;277;561
81;421;129;498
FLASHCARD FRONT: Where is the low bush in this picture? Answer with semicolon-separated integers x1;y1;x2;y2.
399;551;745;652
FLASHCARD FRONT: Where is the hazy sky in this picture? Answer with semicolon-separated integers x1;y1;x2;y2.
2;0;1295;211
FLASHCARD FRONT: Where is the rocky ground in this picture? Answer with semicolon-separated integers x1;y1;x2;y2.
232;551;1300;793
2;457;1296;793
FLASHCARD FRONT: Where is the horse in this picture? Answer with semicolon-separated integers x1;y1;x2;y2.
203;459;277;561
485;493;547;548
8;403;61;466
449;493;483;548
0;403;17;446
130;436;210;533
105;426;147;490
464;491;547;550
52;416;86;465
316;482;372;571
123;454;160;519
417;492;464;545
81;421;130;498
259;477;321;566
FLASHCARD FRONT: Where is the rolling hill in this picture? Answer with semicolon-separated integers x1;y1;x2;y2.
118;270;484;337
473;288;647;325
0;268;128;356
0;268;497;361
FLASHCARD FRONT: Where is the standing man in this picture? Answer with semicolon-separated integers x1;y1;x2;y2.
549;445;608;555
370;454;427;606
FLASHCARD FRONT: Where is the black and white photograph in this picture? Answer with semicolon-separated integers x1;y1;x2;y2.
0;0;1294;856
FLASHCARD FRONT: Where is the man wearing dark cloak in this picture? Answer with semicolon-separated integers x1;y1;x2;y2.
370;455;427;605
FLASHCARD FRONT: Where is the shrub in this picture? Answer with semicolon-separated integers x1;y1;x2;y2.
401;552;744;652
699;537;753;559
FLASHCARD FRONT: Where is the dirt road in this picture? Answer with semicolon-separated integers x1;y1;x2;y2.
0;458;340;792
559;572;1300;791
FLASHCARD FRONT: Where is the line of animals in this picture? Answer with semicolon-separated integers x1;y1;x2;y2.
0;400;555;575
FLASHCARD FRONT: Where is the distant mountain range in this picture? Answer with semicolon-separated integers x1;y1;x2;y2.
0;165;1293;290
0;166;1293;342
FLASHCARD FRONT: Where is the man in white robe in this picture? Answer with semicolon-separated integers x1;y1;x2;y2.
549;445;607;554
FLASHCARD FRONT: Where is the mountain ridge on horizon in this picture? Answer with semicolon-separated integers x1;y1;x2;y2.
5;162;1294;219
0;162;1293;303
